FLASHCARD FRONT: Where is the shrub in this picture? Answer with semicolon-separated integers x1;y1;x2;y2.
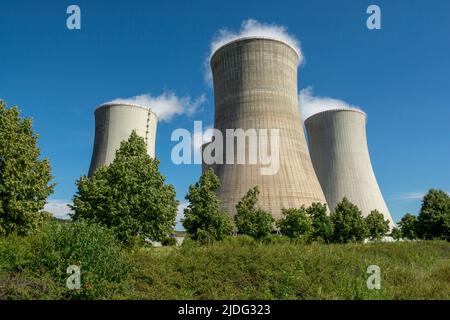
276;207;313;239
365;210;390;240
234;187;274;240
71;131;178;246
307;203;333;243
0;102;54;236
398;213;418;240
183;168;233;244
161;237;177;246
330;197;367;243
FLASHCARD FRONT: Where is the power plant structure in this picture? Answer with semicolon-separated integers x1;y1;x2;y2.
88;102;158;176
304;108;394;227
206;37;327;220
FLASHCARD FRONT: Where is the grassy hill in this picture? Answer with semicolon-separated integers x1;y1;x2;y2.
1;228;449;299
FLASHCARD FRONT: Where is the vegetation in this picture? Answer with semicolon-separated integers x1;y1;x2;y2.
398;213;418;240
276;207;313;240
71;131;178;246
234;186;274;240
417;189;450;241
330;197;367;243
0;102;54;237
365;210;390;240
182;168;233;244
307;203;333;243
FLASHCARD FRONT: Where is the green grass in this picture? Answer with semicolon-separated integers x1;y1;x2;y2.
0;229;449;299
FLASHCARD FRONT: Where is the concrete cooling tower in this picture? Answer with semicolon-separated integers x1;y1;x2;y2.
207;37;327;220
88;102;157;176
304;109;394;227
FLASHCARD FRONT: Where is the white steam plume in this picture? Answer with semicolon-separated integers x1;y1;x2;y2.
110;92;206;122
299;86;361;122
204;19;303;86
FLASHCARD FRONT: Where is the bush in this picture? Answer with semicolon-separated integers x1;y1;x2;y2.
161;237;177;246
276;207;313;239
365;210;390;240
234;187;274;240
307;203;333;243
71;131;179;246
330;197;367;243
398;213;418;240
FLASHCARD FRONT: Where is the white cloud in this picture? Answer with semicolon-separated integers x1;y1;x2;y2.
44;200;73;220
110;92;206;122
396;191;450;201
299;86;361;122
205;19;303;86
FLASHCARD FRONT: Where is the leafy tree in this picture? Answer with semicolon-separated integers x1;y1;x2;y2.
307;202;333;243
71;131;178;246
398;213;418;240
182;168;233;244
365;209;390;240
417;189;450;240
390;227;402;240
234;186;274;240
276;207;313;239
330;197;367;243
0;102;54;236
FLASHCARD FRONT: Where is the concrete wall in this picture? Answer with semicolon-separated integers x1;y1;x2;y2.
208;37;327;220
304;109;394;227
88;103;157;176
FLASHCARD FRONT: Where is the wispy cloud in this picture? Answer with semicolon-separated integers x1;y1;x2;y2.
204;19;303;86
299;86;361;122
110;92;206;122
44;200;73;219
396;192;425;201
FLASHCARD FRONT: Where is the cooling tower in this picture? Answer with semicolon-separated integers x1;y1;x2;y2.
207;37;327;220
88;102;157;176
304;109;394;227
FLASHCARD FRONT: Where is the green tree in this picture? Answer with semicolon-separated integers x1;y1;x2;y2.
390;227;402;240
365;209;390;240
234;186;274;240
276;207;313;239
417;189;450;240
307;202;333;243
71;131;178;246
182;168;233;244
398;213;418;240
330;197;367;243
0;102;54;236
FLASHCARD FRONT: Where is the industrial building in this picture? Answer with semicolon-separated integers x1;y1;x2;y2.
88;102;158;176
205;37;327;220
304;108;394;227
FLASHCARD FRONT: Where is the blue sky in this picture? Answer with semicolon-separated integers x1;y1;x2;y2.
1;0;449;225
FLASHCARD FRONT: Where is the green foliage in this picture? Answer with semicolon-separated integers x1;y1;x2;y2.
330;197;367;243
0;102;54;236
234;186;274;240
307;202;333;243
276;207;313;239
365;210;390;240
390;227;402;240
417;189;450;240
182;169;233;244
71;131;178;246
161;237;177;246
398;213;418;240
0;220;132;299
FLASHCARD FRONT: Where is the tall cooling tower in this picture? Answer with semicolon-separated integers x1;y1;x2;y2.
304;109;394;226
88;102;157;176
208;37;327;220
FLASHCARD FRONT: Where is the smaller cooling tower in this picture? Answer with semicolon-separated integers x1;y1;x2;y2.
304;109;394;227
88;102;157;176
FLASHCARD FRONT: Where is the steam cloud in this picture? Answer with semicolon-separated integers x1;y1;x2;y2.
110;92;206;122
299;86;361;122
205;19;303;85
